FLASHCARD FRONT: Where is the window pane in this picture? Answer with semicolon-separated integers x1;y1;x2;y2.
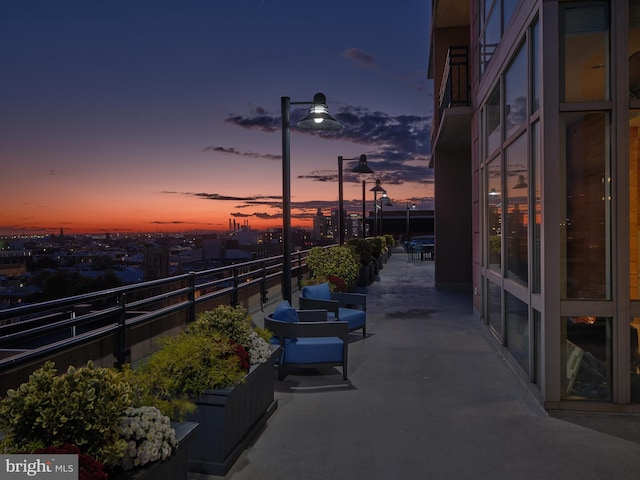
561;2;610;102
631;111;640;299
532;122;542;293
632;317;640;402
487;280;502;338
506;135;528;285
561;112;610;300
531;20;540;113
482;5;501;74
505;44;527;140
503;0;519;32
564;316;611;401
488;157;502;271
506;292;529;374
485;86;501;155
629;0;640;99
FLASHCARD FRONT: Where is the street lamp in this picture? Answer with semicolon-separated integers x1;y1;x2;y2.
378;192;392;235
281;92;341;302
338;154;374;244
405;202;416;244
369;179;385;236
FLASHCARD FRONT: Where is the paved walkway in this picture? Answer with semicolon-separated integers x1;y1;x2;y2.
191;249;640;480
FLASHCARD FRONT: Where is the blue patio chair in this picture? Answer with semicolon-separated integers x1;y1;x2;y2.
299;282;367;337
265;300;349;381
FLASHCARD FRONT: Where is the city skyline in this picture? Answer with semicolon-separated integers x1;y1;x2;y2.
1;0;433;236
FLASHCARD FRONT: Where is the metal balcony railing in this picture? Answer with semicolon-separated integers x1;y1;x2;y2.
438;45;471;121
0;248;315;391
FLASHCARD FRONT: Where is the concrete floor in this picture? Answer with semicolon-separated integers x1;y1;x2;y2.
190;249;640;480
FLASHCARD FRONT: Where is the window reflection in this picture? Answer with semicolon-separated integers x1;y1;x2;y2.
488;157;502;271
561;1;610;102
506;135;528;285
506;292;529;373
564;316;611;401
560;112;610;299
505;44;527;139
488;280;502;338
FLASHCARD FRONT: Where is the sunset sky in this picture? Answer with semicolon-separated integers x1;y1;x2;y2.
0;0;433;236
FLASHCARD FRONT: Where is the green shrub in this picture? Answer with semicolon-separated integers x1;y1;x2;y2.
133;332;247;420
306;246;360;287
347;238;373;265
188;305;253;348
368;237;384;258
0;361;131;468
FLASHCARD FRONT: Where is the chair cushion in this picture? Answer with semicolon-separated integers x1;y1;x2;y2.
284;337;344;364
273;300;298;323
338;307;366;331
301;282;331;301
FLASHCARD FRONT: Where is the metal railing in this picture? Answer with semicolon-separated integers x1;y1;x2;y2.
0;248;314;391
438;45;470;121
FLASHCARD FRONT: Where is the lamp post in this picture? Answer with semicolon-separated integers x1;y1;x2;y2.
281;92;341;302
338;154;374;244
378;192;392;235
405;202;416;244
369;179;385;236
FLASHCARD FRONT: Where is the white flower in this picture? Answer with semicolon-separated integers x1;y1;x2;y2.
248;331;272;364
117;406;178;470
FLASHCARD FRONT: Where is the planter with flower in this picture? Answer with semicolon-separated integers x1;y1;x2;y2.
133;305;278;476
305;245;360;292
347;238;375;286
367;237;385;271
0;360;197;480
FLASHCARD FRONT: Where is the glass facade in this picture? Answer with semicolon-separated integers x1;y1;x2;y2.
487;279;503;337
560;1;610;103
532;121;541;293
469;0;640;408
480;0;520;75
506;134;528;285
506;292;529;373
563;316;611;401
487;157;502;271
504;44;527;140
560;112;611;300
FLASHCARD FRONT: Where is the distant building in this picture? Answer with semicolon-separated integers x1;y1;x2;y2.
143;245;169;280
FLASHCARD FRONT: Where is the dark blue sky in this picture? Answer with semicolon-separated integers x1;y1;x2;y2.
0;0;433;234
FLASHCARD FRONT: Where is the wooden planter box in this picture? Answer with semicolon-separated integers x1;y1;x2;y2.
113;422;198;480
357;262;375;286
186;347;279;476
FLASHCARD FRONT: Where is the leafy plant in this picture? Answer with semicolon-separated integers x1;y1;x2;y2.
306;246;360;287
0;361;132;469
133;332;247;419
367;237;384;258
347;238;373;265
132;305;274;420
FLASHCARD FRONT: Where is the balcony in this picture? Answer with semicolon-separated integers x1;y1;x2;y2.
432;45;472;153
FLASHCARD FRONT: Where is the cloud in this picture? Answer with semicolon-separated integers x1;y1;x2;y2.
342;48;378;68
203;145;280;160
224;104;431;159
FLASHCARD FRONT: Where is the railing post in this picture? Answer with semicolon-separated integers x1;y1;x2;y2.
260;261;268;308
188;272;196;323
231;267;239;307
114;292;129;368
295;250;304;290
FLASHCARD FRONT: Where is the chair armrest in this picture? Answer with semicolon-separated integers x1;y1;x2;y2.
330;292;366;310
265;316;349;339
299;297;340;315
297;309;330;322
